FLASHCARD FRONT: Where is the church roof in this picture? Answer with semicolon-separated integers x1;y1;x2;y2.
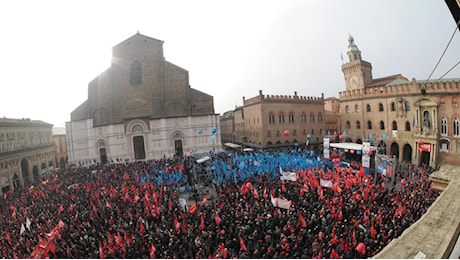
112;31;164;49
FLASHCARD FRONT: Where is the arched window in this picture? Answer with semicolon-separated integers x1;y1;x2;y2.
441;116;447;136
355;104;360;113
301;113;306;123
405;121;411;131
392;121;398;130
346;105;350;113
310;113;315;123
289;112;295;123
346;121;351;129
405;101;410;111
269;113;275;124
279;112;285;123
356;121;361;129
391;102;396;111
454;117;460;137
379;103;384;112
318;113;323;123
367;121;372;129
130;61;142;86
380;121;385;130
366;104;371;112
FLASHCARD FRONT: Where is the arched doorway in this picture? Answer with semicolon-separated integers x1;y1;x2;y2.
377;140;387;155
99;148;107;164
174;140;183;157
33;165;39;183
21;159;30;186
403;144;412;164
133;136;146;160
390;142;400;161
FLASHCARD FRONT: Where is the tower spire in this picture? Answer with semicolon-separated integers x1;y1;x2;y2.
347;34;362;62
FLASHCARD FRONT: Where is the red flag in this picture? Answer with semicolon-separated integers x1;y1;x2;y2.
49;242;56;254
140;222;145;234
107;232;114;245
215;212;221;226
168;198;173;211
106;201;112;209
6;230;11;242
370;224;376;239
239;236;248;252
188;202;197;214
200;214;205;230
263;187;268;198
12;252;18;259
58;204;64;215
201;196;208;207
253;189;259;199
150;243;157;258
300;184;309;196
282;181;286;192
99;243;105;259
299;213;307;228
174;218;181;232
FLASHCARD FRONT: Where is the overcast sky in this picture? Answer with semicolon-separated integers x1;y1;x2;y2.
1;0;459;128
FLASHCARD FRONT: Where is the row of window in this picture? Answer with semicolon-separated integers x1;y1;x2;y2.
268;112;323;124
346;120;411;131
266;128;322;138
345;101;410;113
345;117;460;136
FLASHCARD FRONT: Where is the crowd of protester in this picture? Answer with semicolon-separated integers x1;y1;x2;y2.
0;149;439;259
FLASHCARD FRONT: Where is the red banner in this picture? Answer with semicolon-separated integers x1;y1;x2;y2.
418;143;431;153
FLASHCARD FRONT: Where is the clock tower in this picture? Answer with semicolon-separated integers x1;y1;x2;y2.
341;34;373;91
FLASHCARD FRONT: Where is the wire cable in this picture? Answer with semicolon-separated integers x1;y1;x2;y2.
423;19;460;87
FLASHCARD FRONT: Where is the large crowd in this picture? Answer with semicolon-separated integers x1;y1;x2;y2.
0;149;439;259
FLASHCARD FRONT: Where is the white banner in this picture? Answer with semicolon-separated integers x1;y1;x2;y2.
270;196;292;210
280;167;297;181
362;142;371;168
320;179;333;188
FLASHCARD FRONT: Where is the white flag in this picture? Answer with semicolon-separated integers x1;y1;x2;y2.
20;223;26;235
26;218;31;230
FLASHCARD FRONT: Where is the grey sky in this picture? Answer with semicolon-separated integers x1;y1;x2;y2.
0;0;458;127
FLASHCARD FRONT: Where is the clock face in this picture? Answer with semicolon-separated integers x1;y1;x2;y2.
349;75;360;90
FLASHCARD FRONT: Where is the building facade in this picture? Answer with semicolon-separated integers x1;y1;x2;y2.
225;90;325;149
52;127;68;169
339;35;460;168
66;33;221;165
220;111;235;144
0;118;55;194
324;97;341;140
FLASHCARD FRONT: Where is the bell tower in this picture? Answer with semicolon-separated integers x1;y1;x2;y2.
341;34;373;91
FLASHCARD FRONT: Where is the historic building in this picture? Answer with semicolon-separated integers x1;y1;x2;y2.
66;33;221;165
0;118;55;194
339;35;460;167
220;110;235;144
52;127;67;169
324;97;341;141
224;90;325;149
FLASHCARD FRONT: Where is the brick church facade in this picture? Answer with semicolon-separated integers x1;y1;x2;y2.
67;33;221;165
